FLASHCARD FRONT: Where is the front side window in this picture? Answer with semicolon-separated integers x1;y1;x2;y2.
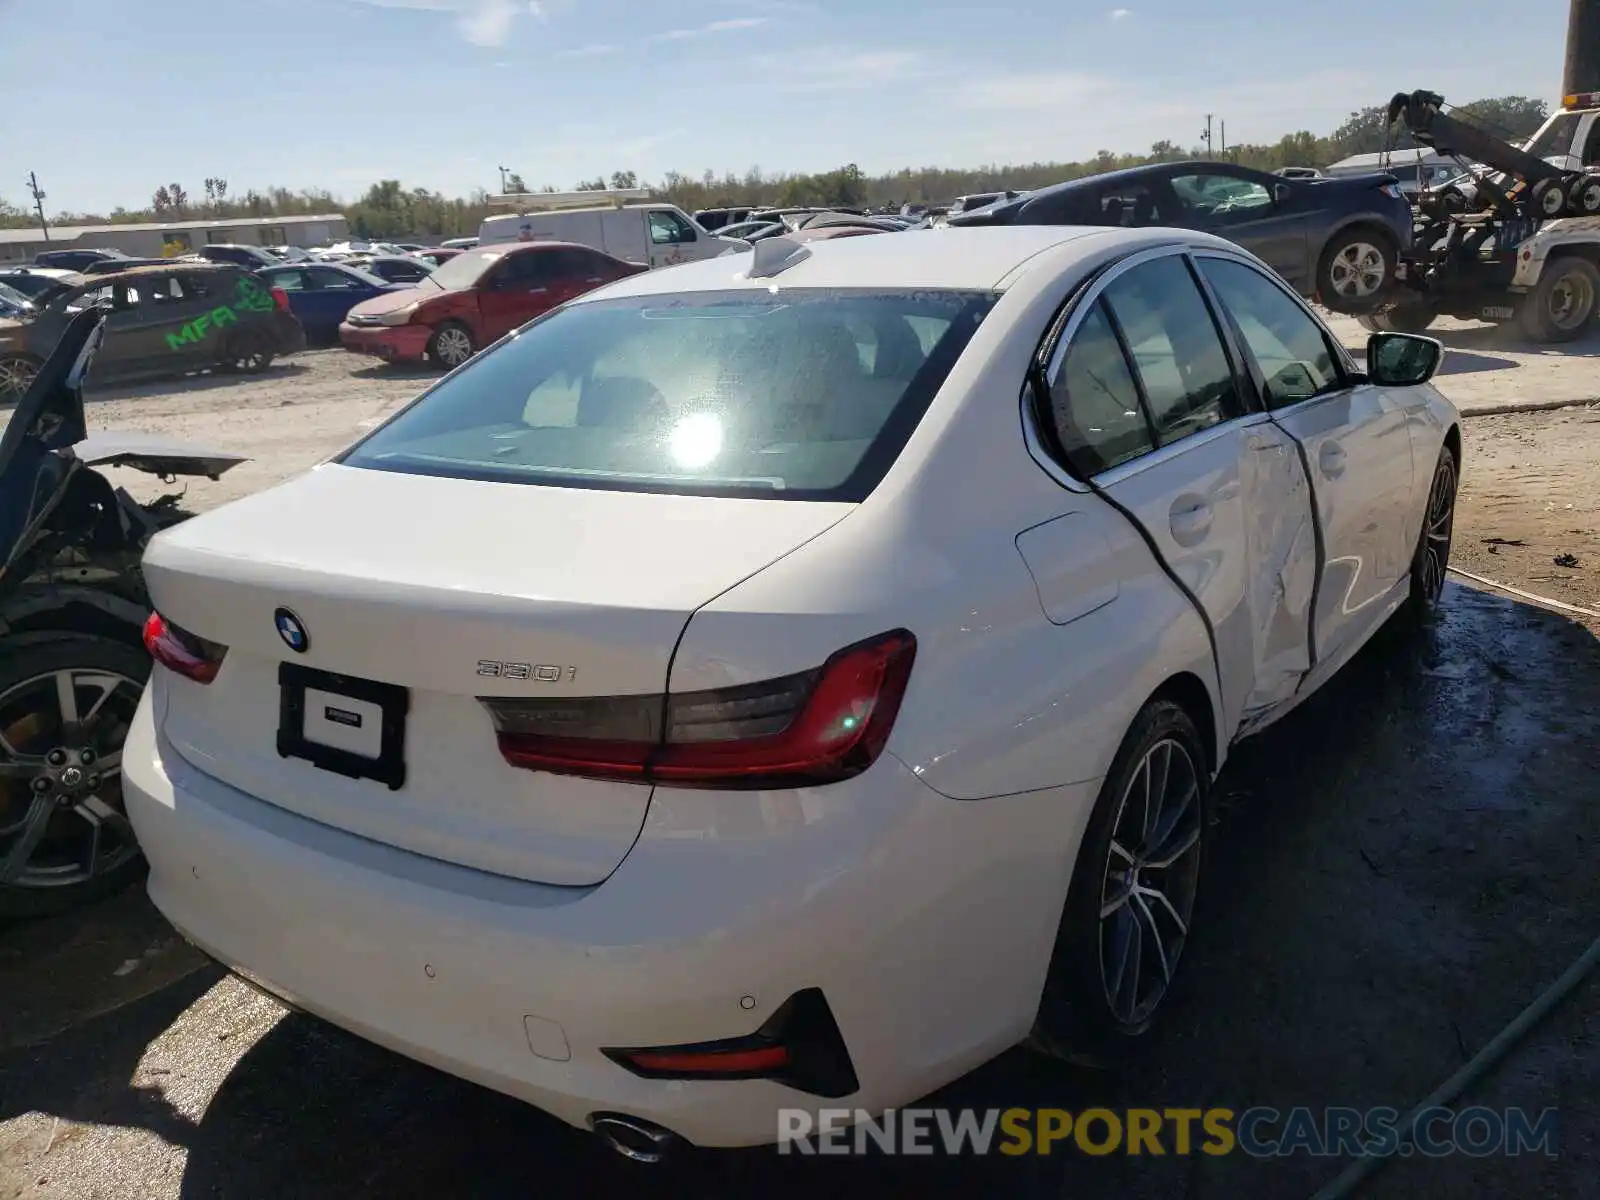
1095;183;1167;227
1169;173;1274;223
1046;302;1153;477
1100;255;1243;443
310;267;363;291
1197;257;1343;407
648;210;696;245
341;289;998;501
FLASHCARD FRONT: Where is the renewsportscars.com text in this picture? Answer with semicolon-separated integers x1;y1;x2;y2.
777;1106;1559;1158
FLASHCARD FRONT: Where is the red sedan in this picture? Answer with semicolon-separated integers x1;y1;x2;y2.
340;242;645;369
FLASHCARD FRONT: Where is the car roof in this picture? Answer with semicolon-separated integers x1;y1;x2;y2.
583;226;1156;297
77;262;244;285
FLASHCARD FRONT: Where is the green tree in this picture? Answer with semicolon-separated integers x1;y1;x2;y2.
505;172;528;193
610;170;639;189
1455;95;1549;140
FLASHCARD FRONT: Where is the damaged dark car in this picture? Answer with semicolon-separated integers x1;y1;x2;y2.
0;306;247;915
0;262;306;402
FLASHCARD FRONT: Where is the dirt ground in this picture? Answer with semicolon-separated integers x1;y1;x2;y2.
1;324;1598;1197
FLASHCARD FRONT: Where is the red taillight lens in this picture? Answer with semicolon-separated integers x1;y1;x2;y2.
482;629;916;789
270;286;290;312
142;612;228;684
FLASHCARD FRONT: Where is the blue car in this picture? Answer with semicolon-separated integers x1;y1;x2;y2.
257;262;406;342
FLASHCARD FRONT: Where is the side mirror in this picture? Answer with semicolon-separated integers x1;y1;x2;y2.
1367;331;1443;386
1274;183;1293;205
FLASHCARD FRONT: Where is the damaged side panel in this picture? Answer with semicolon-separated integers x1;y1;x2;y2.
1237;423;1318;728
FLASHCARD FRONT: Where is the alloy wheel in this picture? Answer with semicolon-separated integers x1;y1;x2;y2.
1419;454;1457;602
0;668;143;890
0;357;39;402
435;327;473;367
1329;242;1387;300
1098;737;1203;1029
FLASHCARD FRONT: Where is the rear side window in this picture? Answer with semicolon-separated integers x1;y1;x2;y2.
1099;256;1243;444
341;289;998;501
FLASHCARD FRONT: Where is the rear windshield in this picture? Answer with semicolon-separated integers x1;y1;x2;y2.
339;288;998;501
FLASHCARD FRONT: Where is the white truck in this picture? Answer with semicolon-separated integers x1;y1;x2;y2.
476;189;747;269
1371;88;1600;341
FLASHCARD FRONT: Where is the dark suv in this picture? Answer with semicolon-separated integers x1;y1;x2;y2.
0;263;305;399
198;243;281;271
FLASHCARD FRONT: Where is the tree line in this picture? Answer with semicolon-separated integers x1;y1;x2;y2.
0;96;1550;242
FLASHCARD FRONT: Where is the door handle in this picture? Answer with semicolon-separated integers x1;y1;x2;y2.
1169;498;1213;545
1319;443;1347;476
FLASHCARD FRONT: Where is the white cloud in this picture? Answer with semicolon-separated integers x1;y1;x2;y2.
557;43;621;58
650;16;767;41
1109;7;1132;18
953;71;1108;110
348;0;529;45
759;49;927;93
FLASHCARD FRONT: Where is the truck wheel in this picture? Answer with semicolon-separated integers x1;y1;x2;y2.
1517;256;1600;343
1317;227;1397;314
0;634;150;918
427;322;476;370
0;353;42;403
1530;178;1568;219
1567;174;1600;217
222;330;274;374
1357;304;1438;335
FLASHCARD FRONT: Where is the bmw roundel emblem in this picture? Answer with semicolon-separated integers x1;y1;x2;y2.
274;608;309;653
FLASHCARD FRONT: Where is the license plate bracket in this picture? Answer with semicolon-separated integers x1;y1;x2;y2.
277;662;409;791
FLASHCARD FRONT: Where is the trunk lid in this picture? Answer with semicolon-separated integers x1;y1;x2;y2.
142;463;851;885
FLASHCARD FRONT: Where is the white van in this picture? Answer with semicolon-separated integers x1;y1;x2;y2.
477;190;747;269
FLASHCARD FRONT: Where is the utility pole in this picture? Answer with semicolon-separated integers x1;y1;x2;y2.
498;164;509;193
1201;115;1213;155
1566;0;1600;96
26;171;49;242
1220;120;1227;158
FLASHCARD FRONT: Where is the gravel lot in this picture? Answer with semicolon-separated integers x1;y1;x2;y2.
2;324;1598;1198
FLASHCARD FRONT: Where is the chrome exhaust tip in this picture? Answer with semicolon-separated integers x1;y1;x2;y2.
589;1113;685;1164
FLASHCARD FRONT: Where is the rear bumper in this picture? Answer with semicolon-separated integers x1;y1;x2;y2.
339;322;432;362
123;691;1094;1148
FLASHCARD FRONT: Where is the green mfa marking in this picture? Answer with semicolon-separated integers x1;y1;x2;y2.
163;300;249;351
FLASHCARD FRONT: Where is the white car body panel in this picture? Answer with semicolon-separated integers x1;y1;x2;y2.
476;205;746;270
122;225;1461;1148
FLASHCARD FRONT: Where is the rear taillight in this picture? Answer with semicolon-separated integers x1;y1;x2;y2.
481;629;916;789
270;286;290;312
142;612;228;684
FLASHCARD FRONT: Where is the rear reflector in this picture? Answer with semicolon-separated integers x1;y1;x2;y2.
142;612;228;684
270;286;290;312
604;988;858;1097
481;629;915;789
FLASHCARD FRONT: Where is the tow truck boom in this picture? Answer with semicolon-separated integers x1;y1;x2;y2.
1384;90;1567;186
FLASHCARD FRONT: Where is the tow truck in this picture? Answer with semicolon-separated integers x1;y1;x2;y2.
1363;86;1600;341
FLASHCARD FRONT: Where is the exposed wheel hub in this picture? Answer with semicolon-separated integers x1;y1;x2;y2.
31;746;103;805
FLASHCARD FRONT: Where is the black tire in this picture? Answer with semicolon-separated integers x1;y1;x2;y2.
426;321;476;370
1316;225;1398;315
1407;444;1458;616
0;353;43;403
0;634;151;918
1357;303;1438;335
1029;699;1209;1060
222;329;275;375
1530;177;1568;219
1517;255;1600;343
1567;174;1600;217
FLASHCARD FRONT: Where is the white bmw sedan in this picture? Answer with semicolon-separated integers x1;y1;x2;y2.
124;226;1459;1154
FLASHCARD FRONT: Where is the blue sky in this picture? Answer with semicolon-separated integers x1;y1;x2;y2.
0;0;1571;215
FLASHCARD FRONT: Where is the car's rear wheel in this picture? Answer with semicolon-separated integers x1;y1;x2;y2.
427;322;476;370
0;353;42;403
1517;256;1600;343
221;330;275;374
1317;226;1397;314
1407;444;1458;615
1029;699;1208;1060
0;634;150;918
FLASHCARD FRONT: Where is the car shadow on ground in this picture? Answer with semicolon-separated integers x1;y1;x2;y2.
3;586;1596;1198
1434;349;1521;376
81;363;312;404
1432;323;1600;358
346;361;440;383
